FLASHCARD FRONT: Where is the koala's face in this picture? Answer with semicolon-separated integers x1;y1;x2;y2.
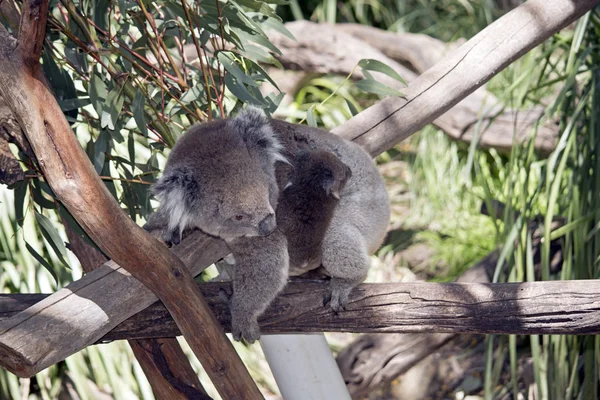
151;109;284;245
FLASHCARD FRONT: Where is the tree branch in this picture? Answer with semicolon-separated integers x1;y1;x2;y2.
2;279;600;338
332;0;600;156
16;0;48;73
63;222;209;400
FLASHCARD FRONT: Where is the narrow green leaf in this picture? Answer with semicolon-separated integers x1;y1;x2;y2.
224;73;267;106
133;91;148;137
25;242;58;284
102;88;125;131
218;52;259;87
13;180;27;227
89;73;107;116
306;108;317;127
261;18;296;41
345;98;359;116
358;59;407;85
93;131;109;174
180;84;205;105
34;211;71;270
355;78;404;97
59;98;91;112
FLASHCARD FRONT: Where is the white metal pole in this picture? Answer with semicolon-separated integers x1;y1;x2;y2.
260;333;351;400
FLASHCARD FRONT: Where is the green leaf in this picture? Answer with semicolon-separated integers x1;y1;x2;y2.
31;181;56;210
306;108;317;127
59;98;91;112
93;130;110;174
345;98;359;116
261;17;296;41
128;131;136;169
25;242;58;284
89;73;107;117
13;180;28;227
102;88;125;131
34;211;71;270
224;73;267;106
180;84;206;105
133;91;148;137
358;59;407;85
355;78;404;97
218;52;259;87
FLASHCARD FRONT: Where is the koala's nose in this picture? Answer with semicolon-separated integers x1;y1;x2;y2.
258;213;276;236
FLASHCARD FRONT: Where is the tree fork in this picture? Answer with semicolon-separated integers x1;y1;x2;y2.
64;223;209;400
0;1;261;398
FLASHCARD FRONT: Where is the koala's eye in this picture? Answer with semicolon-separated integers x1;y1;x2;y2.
234;214;245;221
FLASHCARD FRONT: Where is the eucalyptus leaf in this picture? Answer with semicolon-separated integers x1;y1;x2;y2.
355;78;404;97
34;211;71;270
89;73;107;117
358;59;407;85
133;91;148;137
218;52;259;87
306;108;317;127
345;98;359;116
25;242;58;284
13;180;27;227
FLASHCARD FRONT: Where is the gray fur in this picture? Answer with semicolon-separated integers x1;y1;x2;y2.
147;108;390;341
277;150;352;272
150;109;284;245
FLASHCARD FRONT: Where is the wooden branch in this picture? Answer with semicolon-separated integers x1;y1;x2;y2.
269;21;558;154
16;0;48;72
332;0;600;156
0;2;260;398
63;223;208;400
0;230;227;376
129;339;210;400
2;280;600;337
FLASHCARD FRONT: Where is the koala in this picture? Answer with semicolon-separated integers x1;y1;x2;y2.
277;150;352;273
146;107;390;342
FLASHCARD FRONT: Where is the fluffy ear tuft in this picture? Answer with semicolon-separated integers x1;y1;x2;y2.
229;106;288;165
151;167;199;243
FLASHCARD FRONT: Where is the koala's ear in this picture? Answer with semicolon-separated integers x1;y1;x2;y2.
321;170;342;200
151;167;199;245
151;167;199;207
229;106;288;166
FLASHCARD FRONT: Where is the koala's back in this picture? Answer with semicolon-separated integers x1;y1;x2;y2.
271;120;390;257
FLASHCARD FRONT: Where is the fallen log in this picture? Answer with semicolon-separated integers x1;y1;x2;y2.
2;279;600;338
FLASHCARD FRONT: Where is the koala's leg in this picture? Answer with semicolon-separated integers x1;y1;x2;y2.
227;231;289;343
321;223;370;313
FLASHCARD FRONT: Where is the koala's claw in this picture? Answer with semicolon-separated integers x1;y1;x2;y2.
231;319;261;344
323;288;349;314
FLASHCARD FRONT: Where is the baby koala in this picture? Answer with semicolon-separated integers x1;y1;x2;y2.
223;149;351;342
277;150;352;273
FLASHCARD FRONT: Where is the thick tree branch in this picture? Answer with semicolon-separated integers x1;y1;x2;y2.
2;279;600;338
16;0;48;72
0;1;260;398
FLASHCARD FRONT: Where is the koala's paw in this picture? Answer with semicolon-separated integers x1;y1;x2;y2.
231;317;261;344
323;285;350;314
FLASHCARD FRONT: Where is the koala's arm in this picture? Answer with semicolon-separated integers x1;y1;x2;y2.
226;230;289;343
